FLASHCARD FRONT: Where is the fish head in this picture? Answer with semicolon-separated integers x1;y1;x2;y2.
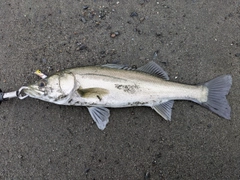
24;72;75;104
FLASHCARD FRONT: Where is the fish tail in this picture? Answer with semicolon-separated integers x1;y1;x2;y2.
201;75;232;119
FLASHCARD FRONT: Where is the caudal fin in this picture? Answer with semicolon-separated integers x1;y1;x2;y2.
201;75;232;119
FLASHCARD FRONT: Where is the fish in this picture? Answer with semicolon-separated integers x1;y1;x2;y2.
24;61;232;130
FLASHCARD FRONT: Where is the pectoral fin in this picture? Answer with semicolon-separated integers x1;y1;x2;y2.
87;107;110;130
77;88;109;101
152;101;174;121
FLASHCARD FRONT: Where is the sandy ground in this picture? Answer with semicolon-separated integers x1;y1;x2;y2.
0;0;239;179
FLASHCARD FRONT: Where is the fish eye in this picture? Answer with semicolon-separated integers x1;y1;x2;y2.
38;80;47;88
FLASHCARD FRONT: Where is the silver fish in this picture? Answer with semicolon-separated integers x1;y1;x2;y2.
24;61;232;130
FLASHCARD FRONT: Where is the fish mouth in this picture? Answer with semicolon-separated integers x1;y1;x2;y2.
23;85;45;97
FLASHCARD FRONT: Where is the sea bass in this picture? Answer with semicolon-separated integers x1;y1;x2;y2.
24;61;232;130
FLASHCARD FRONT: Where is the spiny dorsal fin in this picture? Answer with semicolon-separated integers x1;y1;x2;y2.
137;61;169;80
101;63;137;70
102;61;169;80
152;100;174;120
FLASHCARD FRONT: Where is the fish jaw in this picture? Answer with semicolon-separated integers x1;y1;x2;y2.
24;84;70;104
24;84;45;98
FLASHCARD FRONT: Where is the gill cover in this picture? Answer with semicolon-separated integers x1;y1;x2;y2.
45;72;75;103
58;73;75;95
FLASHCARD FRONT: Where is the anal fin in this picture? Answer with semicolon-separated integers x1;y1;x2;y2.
152;101;174;121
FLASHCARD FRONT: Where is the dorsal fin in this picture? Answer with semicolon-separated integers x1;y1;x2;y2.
102;61;169;80
137;61;169;80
